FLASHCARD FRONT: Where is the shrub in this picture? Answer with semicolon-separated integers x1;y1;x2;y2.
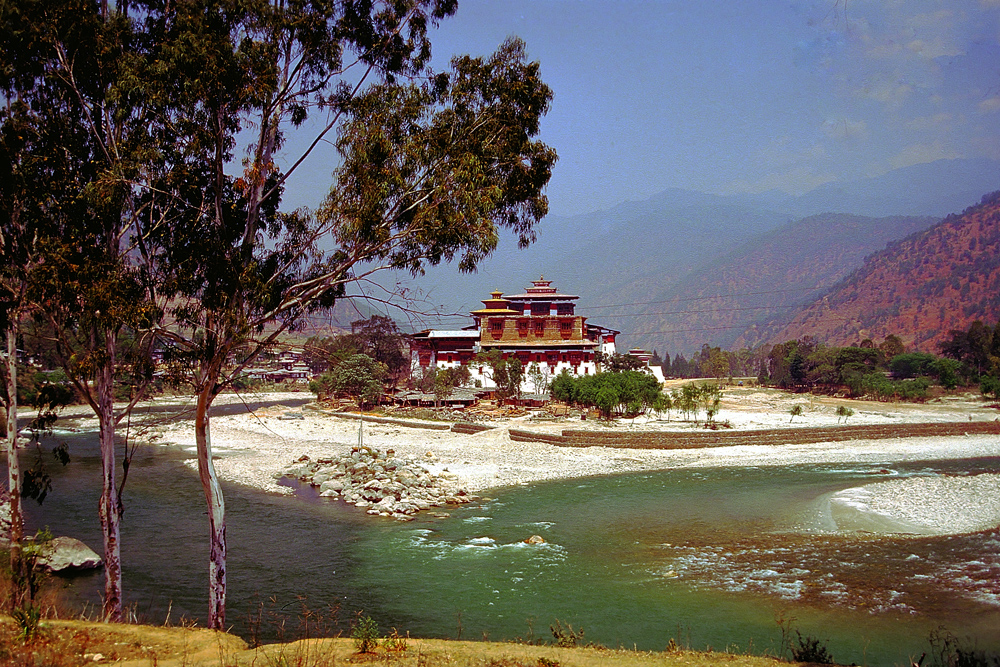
791;631;833;664
835;405;855;423
351;615;379;653
549;620;584;648
981;375;1000;401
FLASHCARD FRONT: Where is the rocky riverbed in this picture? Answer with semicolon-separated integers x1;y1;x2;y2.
277;445;481;520
52;389;1000;535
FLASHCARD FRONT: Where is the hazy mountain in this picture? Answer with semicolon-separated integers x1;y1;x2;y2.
745;192;1000;352
612;212;939;356
741;158;1000;218
350;158;1000;351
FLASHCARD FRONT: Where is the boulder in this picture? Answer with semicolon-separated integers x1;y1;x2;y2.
37;537;103;572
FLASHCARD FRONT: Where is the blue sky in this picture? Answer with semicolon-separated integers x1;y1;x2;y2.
282;0;1000;218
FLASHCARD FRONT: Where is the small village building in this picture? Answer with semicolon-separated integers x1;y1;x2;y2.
627;348;666;383
410;277;621;392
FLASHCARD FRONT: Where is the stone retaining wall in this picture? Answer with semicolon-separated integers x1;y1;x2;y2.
551;420;1000;449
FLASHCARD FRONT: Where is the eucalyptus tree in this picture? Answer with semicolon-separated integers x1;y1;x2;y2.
0;85;40;603
0;0;163;621
141;0;555;628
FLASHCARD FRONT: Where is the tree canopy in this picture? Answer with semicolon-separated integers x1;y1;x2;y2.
2;0;556;630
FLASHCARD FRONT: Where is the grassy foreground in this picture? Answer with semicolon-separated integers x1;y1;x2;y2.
0;617;797;667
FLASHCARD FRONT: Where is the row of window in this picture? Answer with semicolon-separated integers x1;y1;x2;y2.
489;318;578;339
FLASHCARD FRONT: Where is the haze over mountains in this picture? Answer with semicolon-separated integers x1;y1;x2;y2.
749;191;1000;353
379;157;1000;356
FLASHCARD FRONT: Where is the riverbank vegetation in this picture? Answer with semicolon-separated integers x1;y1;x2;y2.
2;0;557;629
1;615;996;667
0;617;793;667
656;320;1000;404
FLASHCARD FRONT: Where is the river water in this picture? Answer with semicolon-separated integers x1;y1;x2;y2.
16;428;1000;665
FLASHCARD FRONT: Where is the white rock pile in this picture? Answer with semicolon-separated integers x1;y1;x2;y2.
277;446;480;520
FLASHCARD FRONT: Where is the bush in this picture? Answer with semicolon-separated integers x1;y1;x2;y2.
791;631;833;664
981;375;1000;401
351;615;379;653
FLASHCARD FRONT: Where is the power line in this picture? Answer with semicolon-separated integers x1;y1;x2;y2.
576;285;834;311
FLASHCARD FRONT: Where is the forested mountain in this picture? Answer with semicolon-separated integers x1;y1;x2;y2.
746;192;1000;352
378;158;1000;352
620;212;938;354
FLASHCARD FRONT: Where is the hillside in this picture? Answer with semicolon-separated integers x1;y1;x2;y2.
355;158;1000;350
614;213;938;355
747;192;1000;352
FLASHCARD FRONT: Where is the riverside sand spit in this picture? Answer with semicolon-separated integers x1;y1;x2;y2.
58;387;1000;536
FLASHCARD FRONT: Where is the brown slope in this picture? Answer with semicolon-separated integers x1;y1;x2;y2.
617;212;937;355
750;192;1000;351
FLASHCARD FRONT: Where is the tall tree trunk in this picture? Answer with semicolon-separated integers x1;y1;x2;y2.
195;386;226;629
4;322;23;609
97;329;122;622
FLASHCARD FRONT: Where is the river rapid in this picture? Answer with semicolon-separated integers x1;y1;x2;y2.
16;429;1000;666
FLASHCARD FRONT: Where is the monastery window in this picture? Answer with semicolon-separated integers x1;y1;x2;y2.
559;320;572;337
517;319;529;337
531;302;548;316
557;303;573;315
490;319;503;338
534;321;545;336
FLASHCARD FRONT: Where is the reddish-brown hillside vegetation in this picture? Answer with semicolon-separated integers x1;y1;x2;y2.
749;192;1000;352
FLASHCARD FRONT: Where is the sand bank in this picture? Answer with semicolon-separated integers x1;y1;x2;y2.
62;391;1000;536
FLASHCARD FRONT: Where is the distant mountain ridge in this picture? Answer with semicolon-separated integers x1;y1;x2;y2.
746;192;1000;352
359;158;1000;354
614;212;939;354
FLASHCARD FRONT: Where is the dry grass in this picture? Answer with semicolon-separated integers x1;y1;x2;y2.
0;618;799;667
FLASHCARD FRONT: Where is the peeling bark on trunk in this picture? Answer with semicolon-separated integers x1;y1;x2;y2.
97;330;122;622
195;387;226;629
4;324;23;607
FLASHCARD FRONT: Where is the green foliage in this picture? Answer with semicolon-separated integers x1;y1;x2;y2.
981;375;1000;401
549;369;575;403
549;620;584;648
940;320;997;377
928;626;1000;667
835;405;855;423
382;628;408;653
699;383;722;422
789;404;804;422
4;528;53;639
434;365;471;402
759;336;969;398
698;345;731;380
15;370;75;408
556;370;663;420
672;384;700;422
791;631;833;664
848;373;932;401
351;615;379;654
351;316;409;385
596;352;645;372
476;350;524;402
312;354;388;408
890;353;962;389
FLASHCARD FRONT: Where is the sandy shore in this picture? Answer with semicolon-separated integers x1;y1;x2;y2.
62;389;1000;536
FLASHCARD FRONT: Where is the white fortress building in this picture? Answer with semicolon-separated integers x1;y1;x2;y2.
410;277;622;393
